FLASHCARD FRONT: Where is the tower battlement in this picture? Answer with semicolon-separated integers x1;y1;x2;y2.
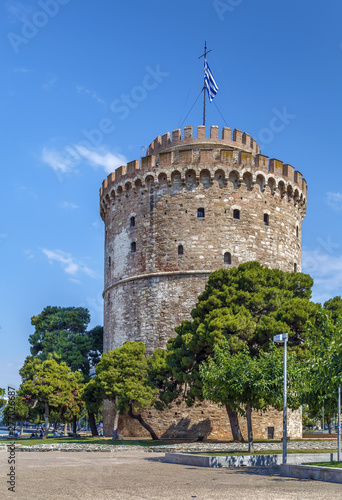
100;125;307;220
146;125;260;156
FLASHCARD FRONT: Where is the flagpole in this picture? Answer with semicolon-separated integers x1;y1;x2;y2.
199;41;211;127
203;42;207;127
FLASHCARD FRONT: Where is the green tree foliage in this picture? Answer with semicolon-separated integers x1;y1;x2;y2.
81;379;103;436
166;262;320;441
200;341;301;451
19;356;84;438
302;312;342;432
147;348;181;411
86;325;104;368
29;306;103;376
0;388;5;410
2;396;30;435
324;296;342;323
95;341;158;440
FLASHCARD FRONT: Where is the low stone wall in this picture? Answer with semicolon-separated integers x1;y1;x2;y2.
280;464;342;483
165;452;339;468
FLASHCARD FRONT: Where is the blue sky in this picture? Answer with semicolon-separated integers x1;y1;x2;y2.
1;0;342;390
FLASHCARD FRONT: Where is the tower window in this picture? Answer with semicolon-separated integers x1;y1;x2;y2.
130;216;135;227
296;226;299;238
108;256;111;268
131;242;136;253
264;213;269;226
178;245;184;256
224;252;231;265
197;207;205;218
294;263;297;273
233;209;240;220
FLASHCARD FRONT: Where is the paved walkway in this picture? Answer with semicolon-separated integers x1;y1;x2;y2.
1;450;342;499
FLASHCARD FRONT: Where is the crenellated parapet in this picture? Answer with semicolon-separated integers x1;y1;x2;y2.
99;125;307;220
146;125;260;156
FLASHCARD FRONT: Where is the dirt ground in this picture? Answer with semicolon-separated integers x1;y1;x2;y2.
1;450;342;500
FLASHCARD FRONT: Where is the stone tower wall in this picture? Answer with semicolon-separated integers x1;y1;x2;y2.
100;125;307;439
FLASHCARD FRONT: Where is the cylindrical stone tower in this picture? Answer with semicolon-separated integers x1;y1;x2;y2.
100;125;307;439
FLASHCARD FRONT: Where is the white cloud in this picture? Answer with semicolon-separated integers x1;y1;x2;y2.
42;73;57;91
59;201;79;211
76;85;107;106
23;249;34;260
41;144;126;176
41;148;76;174
326;192;342;212
41;249;97;279
302;248;342;303
74;145;127;174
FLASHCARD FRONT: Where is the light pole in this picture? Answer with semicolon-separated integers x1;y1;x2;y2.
273;333;289;464
338;385;341;462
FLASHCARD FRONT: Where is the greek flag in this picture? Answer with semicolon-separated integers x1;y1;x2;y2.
204;60;218;102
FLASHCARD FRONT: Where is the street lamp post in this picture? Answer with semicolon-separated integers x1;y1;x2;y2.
338;385;341;462
273;333;289;465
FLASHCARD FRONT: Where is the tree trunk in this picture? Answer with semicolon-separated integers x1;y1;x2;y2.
112;397;119;441
64;422;68;436
246;404;254;454
225;403;244;442
88;412;98;436
43;402;49;439
127;404;159;440
72;415;77;437
20;420;24;436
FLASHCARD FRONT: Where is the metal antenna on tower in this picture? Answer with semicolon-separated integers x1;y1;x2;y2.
198;41;212;127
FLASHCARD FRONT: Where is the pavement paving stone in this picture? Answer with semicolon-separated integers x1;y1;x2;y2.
1;450;342;499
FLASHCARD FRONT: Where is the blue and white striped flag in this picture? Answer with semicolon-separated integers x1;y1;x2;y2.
204;60;218;102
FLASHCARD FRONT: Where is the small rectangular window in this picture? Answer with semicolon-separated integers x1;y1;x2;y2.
264;213;269;226
131;242;136;253
197;208;205;218
224;252;231;264
267;427;274;440
233;209;240;220
130;216;135;227
294;263;297;272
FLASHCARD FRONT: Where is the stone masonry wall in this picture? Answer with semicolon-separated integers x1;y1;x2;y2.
103;399;301;441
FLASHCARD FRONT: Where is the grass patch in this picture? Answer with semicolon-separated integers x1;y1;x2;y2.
303;462;342;468
190;449;338;457
0;436;170;447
